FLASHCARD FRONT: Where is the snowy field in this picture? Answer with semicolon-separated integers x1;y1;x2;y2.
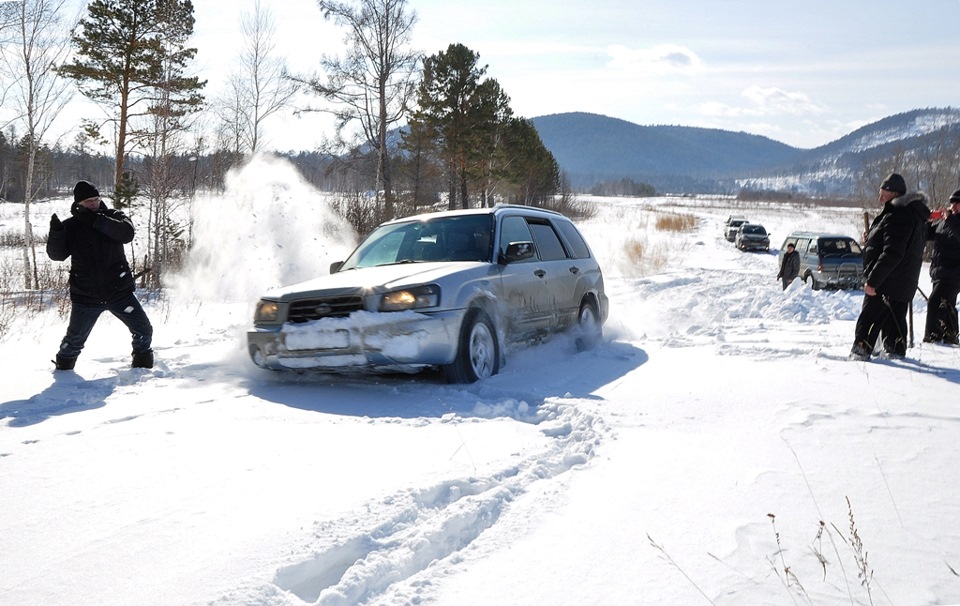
1;157;958;606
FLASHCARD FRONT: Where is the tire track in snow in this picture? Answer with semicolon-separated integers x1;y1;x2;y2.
269;397;603;605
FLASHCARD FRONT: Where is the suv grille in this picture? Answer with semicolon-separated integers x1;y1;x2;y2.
288;296;363;323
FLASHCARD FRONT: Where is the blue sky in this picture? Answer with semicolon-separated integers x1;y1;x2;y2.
192;0;960;150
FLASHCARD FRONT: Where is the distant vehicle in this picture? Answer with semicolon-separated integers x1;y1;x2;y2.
779;231;864;290
247;205;608;383
735;223;770;252
724;216;749;242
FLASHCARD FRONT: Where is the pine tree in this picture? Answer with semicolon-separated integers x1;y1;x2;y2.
59;0;205;206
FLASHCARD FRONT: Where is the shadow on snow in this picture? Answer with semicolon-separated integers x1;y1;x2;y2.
244;338;648;422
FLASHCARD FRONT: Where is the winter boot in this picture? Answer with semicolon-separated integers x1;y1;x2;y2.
131;350;154;369
848;343;871;361
54;354;77;371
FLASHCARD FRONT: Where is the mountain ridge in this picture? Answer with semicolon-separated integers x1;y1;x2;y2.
530;108;960;195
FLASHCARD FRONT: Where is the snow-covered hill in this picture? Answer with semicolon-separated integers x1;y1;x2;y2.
534;108;960;196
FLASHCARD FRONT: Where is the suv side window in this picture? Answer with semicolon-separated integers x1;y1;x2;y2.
555;220;591;259
528;219;568;261
795;238;810;254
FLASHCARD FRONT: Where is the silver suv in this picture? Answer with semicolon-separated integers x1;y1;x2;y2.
247;205;608;382
779;231;864;290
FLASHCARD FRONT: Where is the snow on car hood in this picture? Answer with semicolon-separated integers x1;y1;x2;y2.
262;261;489;300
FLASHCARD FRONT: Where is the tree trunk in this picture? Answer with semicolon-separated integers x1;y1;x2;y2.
114;82;131;204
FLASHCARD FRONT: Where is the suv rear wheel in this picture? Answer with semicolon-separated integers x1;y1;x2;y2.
575;299;602;352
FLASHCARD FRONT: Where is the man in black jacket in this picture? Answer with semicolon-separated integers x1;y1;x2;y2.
777;242;800;290
47;180;154;370
923;188;960;344
850;173;930;360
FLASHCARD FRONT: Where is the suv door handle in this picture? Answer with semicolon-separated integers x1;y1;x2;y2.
569;266;580;274
534;269;546;278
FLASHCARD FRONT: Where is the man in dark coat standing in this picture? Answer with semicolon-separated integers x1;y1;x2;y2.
923;188;960;344
777;242;801;290
47;180;154;370
850;173;930;360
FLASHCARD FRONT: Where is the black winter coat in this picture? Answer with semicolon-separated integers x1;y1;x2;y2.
929;212;960;283
46;201;136;304
778;250;800;281
862;191;930;301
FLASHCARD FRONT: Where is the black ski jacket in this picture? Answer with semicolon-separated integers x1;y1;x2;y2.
928;212;960;283
46;200;136;304
862;191;930;302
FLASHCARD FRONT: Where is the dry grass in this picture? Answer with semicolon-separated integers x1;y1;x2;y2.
0;252;70;341
654;211;698;232
622;237;672;276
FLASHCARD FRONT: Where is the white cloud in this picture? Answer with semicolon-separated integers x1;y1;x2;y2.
697;86;825;119
606;44;704;73
741;85;826;116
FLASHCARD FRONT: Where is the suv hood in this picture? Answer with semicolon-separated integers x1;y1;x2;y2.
263;261;488;301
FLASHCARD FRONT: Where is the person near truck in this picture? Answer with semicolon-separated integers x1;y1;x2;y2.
850;173;930;360
923;188;960;345
777;242;800;290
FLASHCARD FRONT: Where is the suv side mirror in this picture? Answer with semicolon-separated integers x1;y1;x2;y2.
329;261;343;274
499;241;536;264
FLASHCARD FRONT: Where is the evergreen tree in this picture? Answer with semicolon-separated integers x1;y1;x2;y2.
59;0;205;205
502;117;559;206
409;43;497;209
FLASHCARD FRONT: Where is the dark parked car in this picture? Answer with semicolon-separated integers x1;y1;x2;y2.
779;231;864;290
247;206;608;382
735;223;770;252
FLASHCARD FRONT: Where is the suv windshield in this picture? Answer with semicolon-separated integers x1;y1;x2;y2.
742;225;766;235
340;215;494;270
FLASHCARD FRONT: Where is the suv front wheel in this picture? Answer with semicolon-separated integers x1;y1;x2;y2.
444;308;500;383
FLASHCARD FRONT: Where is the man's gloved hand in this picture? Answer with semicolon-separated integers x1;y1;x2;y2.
50;213;63;231
75;210;97;226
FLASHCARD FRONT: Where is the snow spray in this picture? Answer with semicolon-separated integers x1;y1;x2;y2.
169;153;357;303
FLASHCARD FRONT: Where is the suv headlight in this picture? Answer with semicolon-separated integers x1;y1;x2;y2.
254;300;281;324
380;284;440;311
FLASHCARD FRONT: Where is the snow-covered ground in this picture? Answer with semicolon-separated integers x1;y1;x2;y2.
1;158;958;606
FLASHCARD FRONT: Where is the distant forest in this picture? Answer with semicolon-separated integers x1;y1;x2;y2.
0;130;347;203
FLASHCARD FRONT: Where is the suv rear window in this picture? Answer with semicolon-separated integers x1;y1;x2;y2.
818;238;861;255
528;220;568;261
555;220;591;259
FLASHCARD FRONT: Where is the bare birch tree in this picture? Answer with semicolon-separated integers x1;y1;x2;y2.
221;0;297;155
0;0;74;289
296;0;419;218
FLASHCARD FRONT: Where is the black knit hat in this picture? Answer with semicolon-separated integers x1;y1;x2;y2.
879;173;907;196
950;189;960;203
73;180;100;202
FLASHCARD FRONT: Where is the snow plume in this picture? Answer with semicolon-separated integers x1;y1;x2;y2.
170;153;357;303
